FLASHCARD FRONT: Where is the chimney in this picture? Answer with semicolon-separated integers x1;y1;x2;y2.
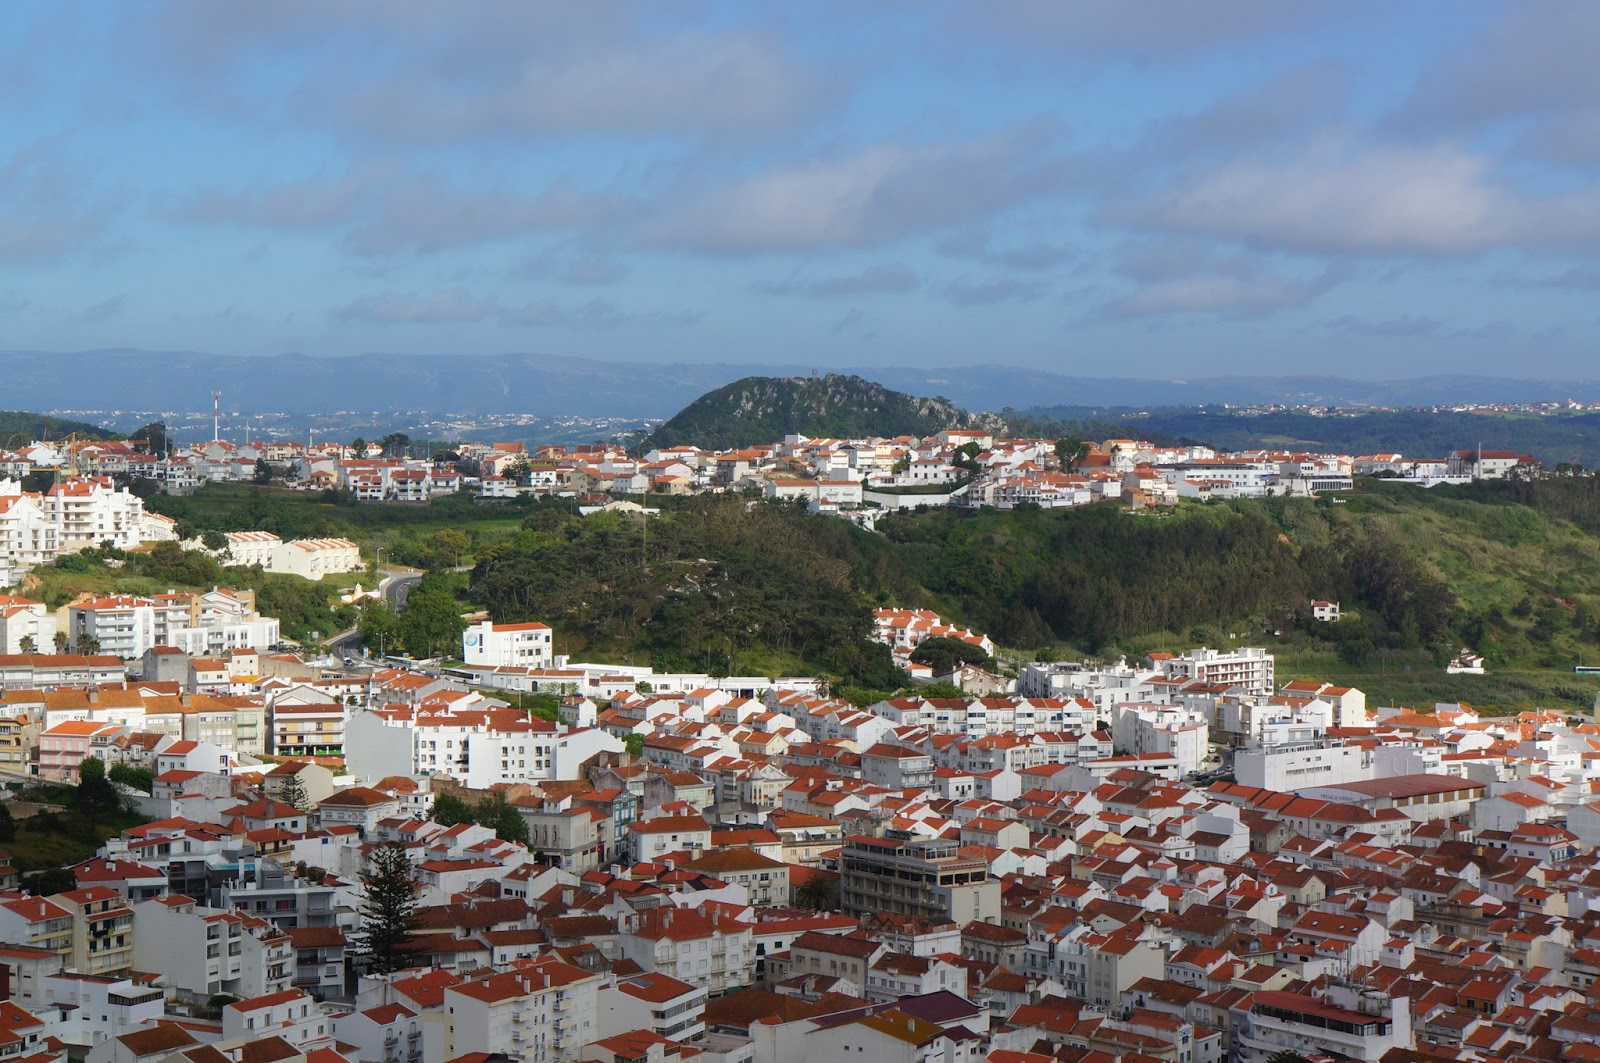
86;687;98;704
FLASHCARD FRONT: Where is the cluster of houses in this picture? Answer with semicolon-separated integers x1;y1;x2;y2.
0;475;171;586
1;431;1547;528
0;469;363;591
0;629;1594;1063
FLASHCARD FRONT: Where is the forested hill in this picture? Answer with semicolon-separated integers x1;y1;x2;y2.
644;374;1006;450
470;480;1600;709
0;411;113;444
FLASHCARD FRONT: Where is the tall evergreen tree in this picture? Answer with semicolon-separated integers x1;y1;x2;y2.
353;842;422;975
279;771;310;812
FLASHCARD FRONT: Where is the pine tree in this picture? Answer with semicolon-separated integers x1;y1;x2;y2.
353;842;421;975
279;771;309;812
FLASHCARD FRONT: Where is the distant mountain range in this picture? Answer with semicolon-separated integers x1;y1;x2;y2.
4;348;1599;418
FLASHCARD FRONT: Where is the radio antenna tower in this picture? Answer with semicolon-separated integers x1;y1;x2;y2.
211;391;223;442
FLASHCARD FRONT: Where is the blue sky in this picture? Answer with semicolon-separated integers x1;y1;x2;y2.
3;0;1599;378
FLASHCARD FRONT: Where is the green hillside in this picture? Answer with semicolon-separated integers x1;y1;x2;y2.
645;374;1005;450
468;481;1600;711
0;410;114;446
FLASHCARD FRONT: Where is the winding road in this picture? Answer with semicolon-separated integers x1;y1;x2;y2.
329;568;424;660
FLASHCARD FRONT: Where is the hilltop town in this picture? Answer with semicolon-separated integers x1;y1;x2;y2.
0;418;1590;1063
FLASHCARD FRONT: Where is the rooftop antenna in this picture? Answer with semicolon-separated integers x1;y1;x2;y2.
211;391;223;443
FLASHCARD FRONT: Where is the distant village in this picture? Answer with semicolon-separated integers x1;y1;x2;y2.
0;426;1544;558
0;428;1590;1063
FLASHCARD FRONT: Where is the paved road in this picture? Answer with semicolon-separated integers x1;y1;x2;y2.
325;569;421;662
386;571;424;610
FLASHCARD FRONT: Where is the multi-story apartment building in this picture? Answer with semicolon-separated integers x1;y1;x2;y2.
440;959;602;1063
1235;987;1412;1063
132;896;295;1004
462;620;555;669
37;721;123;782
0;896;75;963
1151;646;1276;696
270;702;347;757
679;848;790;906
0;495;58;585
69;589;278;661
42;477;146;552
840;833;1000;925
0;711;41;772
519;800;606;873
56;887;134;977
0;594;57;654
621;906;755;995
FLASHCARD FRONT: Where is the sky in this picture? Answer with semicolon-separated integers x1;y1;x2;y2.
2;1;1600;378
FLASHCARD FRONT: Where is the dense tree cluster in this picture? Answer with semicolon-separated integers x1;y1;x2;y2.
471;497;904;688
429;791;530;846
646;374;999;450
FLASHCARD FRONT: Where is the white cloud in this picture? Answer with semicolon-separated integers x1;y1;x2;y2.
1114;141;1600;257
647;126;1068;252
179;169;621;255
148;2;829;139
1102;240;1339;319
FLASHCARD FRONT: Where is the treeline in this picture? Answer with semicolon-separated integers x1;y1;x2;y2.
0;410;114;444
146;485;534;541
471;498;903;687
466;492;1462;684
874;502;1455;655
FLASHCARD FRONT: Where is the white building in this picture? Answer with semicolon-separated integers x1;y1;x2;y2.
440;960;602;1063
43;477;147;552
463;619;555;668
69;589;278;660
1152;647;1275;696
0;494;59;585
45;973;164;1052
1235;987;1410;1063
1234;740;1375;791
343;707;623;788
222;531;283;567
132;896;295;1003
0;594;58;654
1111;703;1209;775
